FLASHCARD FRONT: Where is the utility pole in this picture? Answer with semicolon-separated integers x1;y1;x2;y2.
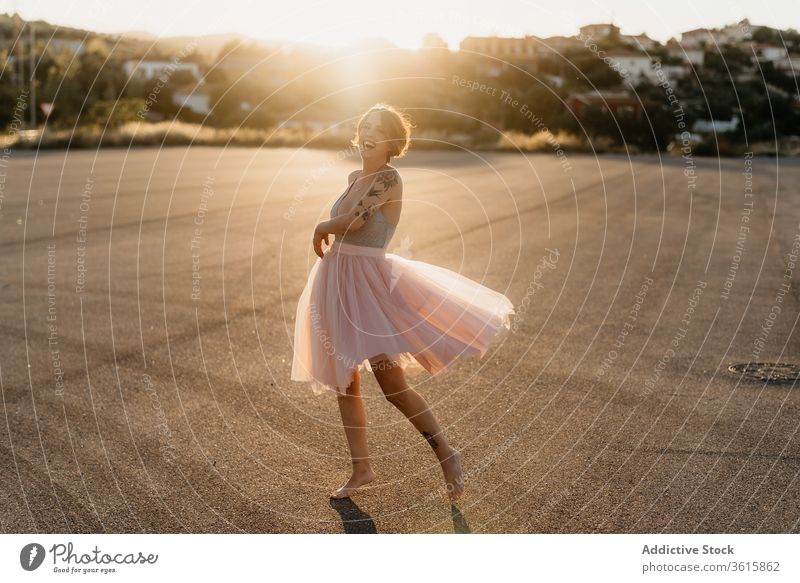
17;19;24;97
29;21;36;128
12;1;21;95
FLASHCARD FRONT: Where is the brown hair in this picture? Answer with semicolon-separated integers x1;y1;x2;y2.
351;103;413;163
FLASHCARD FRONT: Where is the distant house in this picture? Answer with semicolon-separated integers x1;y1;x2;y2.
742;43;800;72
568;90;658;117
537;35;583;57
666;39;705;67
680;28;714;49
620;33;659;51
716;19;756;44
681;19;756;48
578;23;620;40
601;50;688;85
172;83;211;115
748;43;789;63
123;60;202;81
603;49;654;81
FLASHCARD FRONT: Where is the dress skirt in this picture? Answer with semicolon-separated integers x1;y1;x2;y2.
291;240;515;396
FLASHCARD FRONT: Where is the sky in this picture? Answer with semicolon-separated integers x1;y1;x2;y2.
3;0;800;49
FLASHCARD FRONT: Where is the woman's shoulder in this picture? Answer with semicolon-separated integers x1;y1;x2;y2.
377;166;402;193
347;166;402;189
384;164;401;180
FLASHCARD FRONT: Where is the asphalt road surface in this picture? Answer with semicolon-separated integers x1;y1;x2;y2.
0;146;798;533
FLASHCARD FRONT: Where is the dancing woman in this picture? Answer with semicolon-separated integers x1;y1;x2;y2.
292;103;514;500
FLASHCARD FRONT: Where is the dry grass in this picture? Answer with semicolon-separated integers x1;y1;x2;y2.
2;122;795;157
2;121;349;150
496;129;591;152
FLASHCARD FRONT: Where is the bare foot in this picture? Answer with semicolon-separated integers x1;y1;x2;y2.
330;466;376;499
440;449;465;501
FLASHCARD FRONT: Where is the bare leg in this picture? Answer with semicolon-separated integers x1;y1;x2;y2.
331;368;376;499
371;358;464;501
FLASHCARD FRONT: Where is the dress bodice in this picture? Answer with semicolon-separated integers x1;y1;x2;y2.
330;179;397;248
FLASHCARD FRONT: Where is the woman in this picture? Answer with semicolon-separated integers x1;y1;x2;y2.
291;103;514;501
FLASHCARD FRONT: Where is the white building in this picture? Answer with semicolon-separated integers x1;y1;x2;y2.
537;35;583;57
681;19;755;49
666;39;705;66
621;33;658;51
603;50;688;85
604;50;653;81
749;43;789;63
680;28;714;49
123;60;202;81
744;44;800;72
172;84;211;115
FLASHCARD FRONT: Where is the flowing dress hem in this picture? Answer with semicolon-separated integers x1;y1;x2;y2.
304;304;515;397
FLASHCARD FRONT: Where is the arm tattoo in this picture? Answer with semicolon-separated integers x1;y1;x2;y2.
353;169;399;221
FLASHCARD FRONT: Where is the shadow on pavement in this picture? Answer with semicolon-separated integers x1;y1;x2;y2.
452;504;471;533
329;498;377;533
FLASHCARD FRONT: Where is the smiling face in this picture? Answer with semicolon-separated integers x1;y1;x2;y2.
356;111;391;163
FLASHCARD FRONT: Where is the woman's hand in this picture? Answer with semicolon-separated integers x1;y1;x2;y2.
313;224;329;258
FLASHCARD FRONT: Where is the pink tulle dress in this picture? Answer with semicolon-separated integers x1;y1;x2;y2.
291;173;515;396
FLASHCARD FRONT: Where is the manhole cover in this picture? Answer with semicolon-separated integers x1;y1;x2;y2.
727;362;800;383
